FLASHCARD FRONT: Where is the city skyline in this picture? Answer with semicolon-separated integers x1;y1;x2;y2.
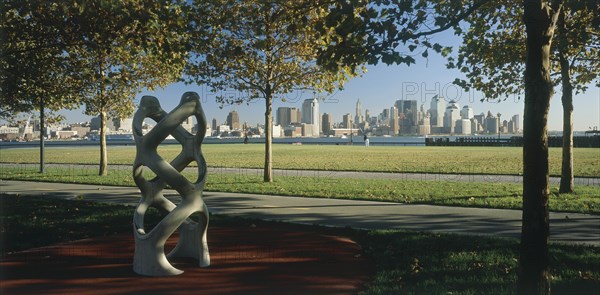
53;31;598;132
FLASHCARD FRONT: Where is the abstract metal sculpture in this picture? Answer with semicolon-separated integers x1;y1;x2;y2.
131;92;210;276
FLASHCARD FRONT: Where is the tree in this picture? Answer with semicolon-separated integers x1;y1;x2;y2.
0;1;81;117
1;1;90;173
68;1;189;176
185;0;355;182
318;0;585;292
448;0;599;194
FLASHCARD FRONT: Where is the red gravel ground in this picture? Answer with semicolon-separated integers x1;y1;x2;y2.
0;222;374;295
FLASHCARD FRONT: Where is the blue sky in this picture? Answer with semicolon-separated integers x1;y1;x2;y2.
61;31;599;132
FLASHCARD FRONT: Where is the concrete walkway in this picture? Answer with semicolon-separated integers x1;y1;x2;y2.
1;180;599;245
2;163;599;185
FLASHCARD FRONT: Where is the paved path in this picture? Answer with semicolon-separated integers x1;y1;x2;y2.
2;163;599;186
2;180;598;245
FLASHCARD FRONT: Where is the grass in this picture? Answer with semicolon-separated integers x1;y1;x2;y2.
358;229;599;294
1;144;599;177
1;195;598;294
1;165;599;214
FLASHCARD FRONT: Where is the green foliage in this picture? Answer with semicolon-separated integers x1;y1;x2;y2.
185;0;356;105
447;0;599;101
0;1;87;117
317;0;489;72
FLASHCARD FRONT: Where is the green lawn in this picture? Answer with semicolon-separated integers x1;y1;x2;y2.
1;144;599;177
1;195;598;294
1;166;599;214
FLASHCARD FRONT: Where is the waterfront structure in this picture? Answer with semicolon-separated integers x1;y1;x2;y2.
429;95;445;127
211;118;217;132
226;110;240;130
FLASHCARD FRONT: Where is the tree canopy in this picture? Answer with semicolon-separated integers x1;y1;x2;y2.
185;0;357;181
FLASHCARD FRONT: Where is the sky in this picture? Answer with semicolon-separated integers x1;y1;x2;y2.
60;31;599;132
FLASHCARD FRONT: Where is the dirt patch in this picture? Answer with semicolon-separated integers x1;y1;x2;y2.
0;222;373;295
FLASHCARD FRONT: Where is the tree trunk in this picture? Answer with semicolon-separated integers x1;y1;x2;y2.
263;86;273;182
518;1;560;294
99;111;108;176
39;97;45;174
557;10;574;194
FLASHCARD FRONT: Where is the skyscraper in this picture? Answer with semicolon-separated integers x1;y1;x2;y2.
302;98;320;134
443;100;460;134
429;95;445;127
390;106;399;135
355;99;363;124
342;113;352;129
276;107;301;127
461;105;474;119
226;110;240;130
395;99;418;134
322;113;332;135
277;107;290;126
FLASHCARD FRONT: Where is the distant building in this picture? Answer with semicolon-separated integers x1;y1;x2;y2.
395;99;418;134
355;99;363;124
181;117;195;133
443;100;460;134
322;113;332;135
461;105;474;120
211;118;218;131
276;107;301;127
418;111;431;136
512;114;521;133
301;98;320;134
342;113;352;129
390;106;399;135
226;110;240;130
429;95;445;127
485;111;499;134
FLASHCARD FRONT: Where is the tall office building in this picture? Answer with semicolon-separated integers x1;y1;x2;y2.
395;99;418;134
390;106;399;135
226;110;240;130
461;105;474;119
342;113;352;129
322;113;332;135
276;107;301;127
429;95;445;127
443;100;460;134
355;99;363;124
302;98;320;133
512;114;521;133
485;111;499;134
211;118;218;131
277;107;291;126
290;108;301;124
